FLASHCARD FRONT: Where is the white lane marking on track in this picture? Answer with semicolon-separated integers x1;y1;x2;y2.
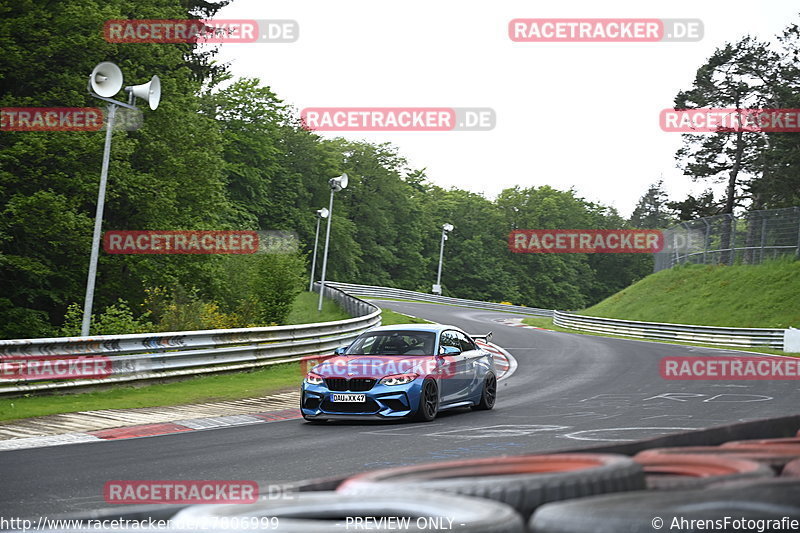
177;415;265;429
0;432;102;451
562;427;697;442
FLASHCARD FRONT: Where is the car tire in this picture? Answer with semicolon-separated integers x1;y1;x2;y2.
529;478;800;533
338;453;645;520
302;415;327;424
782;458;800;477
413;378;439;422
173;491;526;533
471;373;497;411
636;446;800;473
632;452;773;489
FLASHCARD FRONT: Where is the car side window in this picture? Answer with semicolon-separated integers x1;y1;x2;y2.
455;331;476;352
439;331;460;352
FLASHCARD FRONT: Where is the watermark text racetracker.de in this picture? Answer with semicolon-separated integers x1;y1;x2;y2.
104;480;268;504
104;19;298;43
302;356;457;379
1;107;143;131
103;230;298;255
301;107;495;131
661;356;800;380
509;18;703;42
0;356;112;380
661;108;800;133
509;229;664;253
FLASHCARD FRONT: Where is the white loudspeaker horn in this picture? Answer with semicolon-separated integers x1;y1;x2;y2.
126;75;161;110
90;62;124;98
329;173;348;192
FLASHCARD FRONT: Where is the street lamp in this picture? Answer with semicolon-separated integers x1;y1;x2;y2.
308;207;329;292
433;223;454;295
317;174;349;311
81;62;161;336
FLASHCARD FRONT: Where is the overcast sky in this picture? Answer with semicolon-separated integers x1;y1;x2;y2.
211;0;798;217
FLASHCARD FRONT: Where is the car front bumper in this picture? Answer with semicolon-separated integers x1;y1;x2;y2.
301;379;423;420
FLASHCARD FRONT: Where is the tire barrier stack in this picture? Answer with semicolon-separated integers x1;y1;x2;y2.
15;427;800;532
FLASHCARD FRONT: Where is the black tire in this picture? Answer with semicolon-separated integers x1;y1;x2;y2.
636;446;800;473
472;373;497;410
529;478;800;533
783;458;800;477
173;491;525;533
413;378;439;422
633;453;773;489
339;453;645;520
302;415;327;424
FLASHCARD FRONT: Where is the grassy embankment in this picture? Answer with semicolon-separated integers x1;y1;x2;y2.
522;259;800;355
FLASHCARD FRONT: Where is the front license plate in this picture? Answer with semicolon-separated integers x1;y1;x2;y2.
331;393;365;402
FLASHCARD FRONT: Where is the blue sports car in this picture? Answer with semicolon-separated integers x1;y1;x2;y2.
301;324;497;422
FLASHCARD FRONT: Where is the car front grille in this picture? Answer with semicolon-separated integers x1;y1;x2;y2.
324;378;377;392
325;378;348;391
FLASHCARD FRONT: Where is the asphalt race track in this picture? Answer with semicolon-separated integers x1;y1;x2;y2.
1;300;798;517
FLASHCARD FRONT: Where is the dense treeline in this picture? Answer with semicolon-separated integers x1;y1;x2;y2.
2;2;798;339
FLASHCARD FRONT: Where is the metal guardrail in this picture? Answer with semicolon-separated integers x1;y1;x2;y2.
0;285;381;395
324;282;554;317
553;310;796;350
1;281;796;397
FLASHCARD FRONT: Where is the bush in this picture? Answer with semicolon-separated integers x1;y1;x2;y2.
59;300;154;336
143;286;246;332
251;253;306;324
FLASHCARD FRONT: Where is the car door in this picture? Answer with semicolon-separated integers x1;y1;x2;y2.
437;330;464;402
453;331;482;398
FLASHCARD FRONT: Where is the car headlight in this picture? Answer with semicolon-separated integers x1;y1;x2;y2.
305;372;324;385
379;373;418;386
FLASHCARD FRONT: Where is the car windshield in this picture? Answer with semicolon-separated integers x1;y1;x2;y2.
346;331;436;356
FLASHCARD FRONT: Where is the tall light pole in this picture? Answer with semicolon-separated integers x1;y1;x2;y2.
81;62;161;336
434;223;454;295
308;207;329;292
318;174;348;311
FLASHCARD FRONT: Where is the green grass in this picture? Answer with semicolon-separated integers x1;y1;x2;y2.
0;299;428;423
520;316;792;356
582;259;800;329
521;259;799;356
284;291;351;324
0;363;300;422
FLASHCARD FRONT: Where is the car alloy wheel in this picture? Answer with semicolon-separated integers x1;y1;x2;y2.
415;378;439;422
473;373;497;411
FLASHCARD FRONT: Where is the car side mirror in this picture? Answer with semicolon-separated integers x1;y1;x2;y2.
334;346;348;355
439;345;461;356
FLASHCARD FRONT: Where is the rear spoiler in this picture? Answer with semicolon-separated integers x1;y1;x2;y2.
470;331;493;343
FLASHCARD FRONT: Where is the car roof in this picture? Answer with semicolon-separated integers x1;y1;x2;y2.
367;324;459;334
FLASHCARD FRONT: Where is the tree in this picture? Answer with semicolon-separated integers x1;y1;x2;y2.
748;21;800;209
629;180;674;229
0;0;232;337
673;36;779;215
666;190;720;221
